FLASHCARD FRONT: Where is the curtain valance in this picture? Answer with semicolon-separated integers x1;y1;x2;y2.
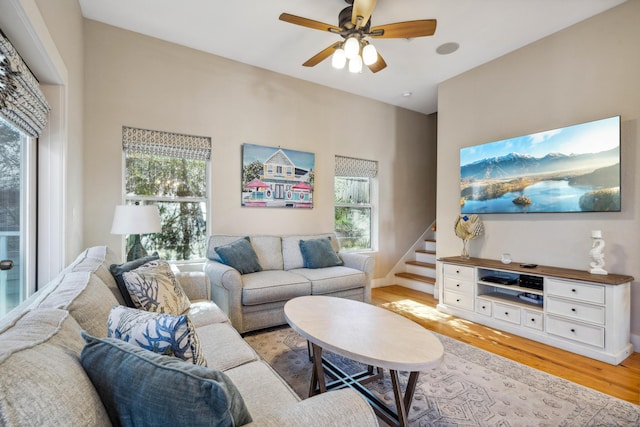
335;155;378;178
0;29;50;138
122;126;211;161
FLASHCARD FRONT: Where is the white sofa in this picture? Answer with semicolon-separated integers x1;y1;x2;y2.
204;233;375;334
0;246;378;426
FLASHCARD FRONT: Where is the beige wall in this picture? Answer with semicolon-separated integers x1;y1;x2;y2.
437;1;640;338
82;20;437;279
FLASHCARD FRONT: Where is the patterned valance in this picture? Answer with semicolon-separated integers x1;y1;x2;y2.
0;29;50;138
122;126;211;161
335;155;378;178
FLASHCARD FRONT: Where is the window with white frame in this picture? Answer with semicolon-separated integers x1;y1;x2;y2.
334;155;377;251
122;127;210;262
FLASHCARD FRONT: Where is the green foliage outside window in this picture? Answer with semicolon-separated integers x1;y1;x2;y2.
125;153;207;261
334;177;371;250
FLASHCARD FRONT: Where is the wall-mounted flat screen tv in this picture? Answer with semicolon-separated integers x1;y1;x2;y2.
460;116;621;214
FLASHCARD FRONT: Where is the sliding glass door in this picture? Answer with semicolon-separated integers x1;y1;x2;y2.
0;117;35;316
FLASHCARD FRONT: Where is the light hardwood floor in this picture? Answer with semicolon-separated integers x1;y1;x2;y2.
372;285;640;405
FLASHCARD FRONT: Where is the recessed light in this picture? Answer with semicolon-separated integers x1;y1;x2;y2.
436;42;460;55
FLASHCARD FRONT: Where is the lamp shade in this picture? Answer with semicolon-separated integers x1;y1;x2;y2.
110;205;162;235
332;48;347;69
344;36;360;60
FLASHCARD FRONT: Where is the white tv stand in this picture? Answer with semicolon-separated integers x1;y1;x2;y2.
437;256;634;365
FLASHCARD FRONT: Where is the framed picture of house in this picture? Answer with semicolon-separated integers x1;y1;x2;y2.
241;143;315;208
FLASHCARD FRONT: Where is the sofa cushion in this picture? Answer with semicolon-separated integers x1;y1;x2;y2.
33;271;119;338
107;306;207;366
282;234;339;270
120;259;191;315
65;246;125;304
197;322;259;371
110;253;160;307
224;360;299;420
215;237;263;274
80;333;253;427
186;301;230;328
0;308;110;426
299;237;344;269
241;270;311;306
291;266;366;295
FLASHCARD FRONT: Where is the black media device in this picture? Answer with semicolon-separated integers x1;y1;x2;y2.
519;274;544;291
520;263;537;268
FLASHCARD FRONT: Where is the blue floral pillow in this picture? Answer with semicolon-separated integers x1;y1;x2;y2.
107;306;207;366
121;259;191;315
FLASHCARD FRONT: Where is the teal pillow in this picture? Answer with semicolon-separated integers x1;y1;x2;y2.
107;306;207;366
215;237;262;274
299;237;343;269
80;332;252;427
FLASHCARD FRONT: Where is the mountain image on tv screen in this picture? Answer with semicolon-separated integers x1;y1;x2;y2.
460;116;621;213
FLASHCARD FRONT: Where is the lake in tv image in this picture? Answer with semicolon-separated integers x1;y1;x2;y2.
460;116;621;214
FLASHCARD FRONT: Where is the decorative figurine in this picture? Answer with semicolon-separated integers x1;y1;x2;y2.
589;230;608;275
454;214;484;259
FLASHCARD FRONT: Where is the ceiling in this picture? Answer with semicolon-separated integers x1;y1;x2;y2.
78;0;626;115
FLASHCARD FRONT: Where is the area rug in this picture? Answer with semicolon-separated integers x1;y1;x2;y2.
244;326;640;426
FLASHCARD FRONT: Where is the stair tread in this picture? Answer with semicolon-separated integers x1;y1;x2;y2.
425;239;436;243
395;272;436;284
406;260;436;269
416;249;436;255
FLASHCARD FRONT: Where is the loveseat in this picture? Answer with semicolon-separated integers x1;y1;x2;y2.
0;246;378;426
205;233;375;333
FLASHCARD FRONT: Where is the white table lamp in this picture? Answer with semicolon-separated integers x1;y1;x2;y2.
110;204;162;261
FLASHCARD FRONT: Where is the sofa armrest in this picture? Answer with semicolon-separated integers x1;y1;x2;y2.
246;389;378;426
204;260;245;330
175;271;210;301
339;252;375;303
339;252;374;274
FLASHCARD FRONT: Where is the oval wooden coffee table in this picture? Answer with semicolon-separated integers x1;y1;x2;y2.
284;295;444;427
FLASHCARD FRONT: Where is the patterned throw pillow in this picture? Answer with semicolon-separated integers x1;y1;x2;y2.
121;259;191;315
107;306;207;366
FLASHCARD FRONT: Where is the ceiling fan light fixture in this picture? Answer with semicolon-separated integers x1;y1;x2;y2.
344;36;360;60
349;55;363;73
332;48;347;69
362;43;378;66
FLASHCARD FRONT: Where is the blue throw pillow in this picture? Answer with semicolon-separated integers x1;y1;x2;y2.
80;332;252;427
215;237;262;274
107;306;207;366
299;237;343;269
110;254;160;308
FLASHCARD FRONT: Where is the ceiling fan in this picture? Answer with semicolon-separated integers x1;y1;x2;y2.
279;0;437;73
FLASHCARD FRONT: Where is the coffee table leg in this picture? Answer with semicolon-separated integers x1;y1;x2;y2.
309;343;327;396
390;370;419;427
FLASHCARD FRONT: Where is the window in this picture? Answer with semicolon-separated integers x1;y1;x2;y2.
123;127;211;262
334;156;377;251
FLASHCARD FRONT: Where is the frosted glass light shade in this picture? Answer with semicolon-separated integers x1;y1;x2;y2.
332;48;347;69
349;55;363;73
362;43;378;65
344;37;360;59
110;205;161;235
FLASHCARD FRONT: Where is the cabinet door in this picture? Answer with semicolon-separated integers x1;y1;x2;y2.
493;302;521;325
443;291;474;311
523;309;544;331
546;279;605;304
546;297;605;325
443;264;474;281
547;315;605;348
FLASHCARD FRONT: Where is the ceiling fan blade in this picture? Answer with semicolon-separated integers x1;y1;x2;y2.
303;42;341;67
352;0;377;29
367;52;387;73
279;13;341;33
370;19;437;38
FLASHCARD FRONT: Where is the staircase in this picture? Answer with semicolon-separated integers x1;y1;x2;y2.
394;226;437;294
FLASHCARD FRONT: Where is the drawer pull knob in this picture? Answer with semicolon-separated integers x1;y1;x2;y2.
456;283;460;287
571;289;577;293
505;312;509;316
482;306;486;309
571;308;576;312
570;328;576;333
531;318;536;322
456;299;461;302
456;270;460;274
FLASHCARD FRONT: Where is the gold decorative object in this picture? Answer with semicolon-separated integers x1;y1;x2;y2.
454;214;484;259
